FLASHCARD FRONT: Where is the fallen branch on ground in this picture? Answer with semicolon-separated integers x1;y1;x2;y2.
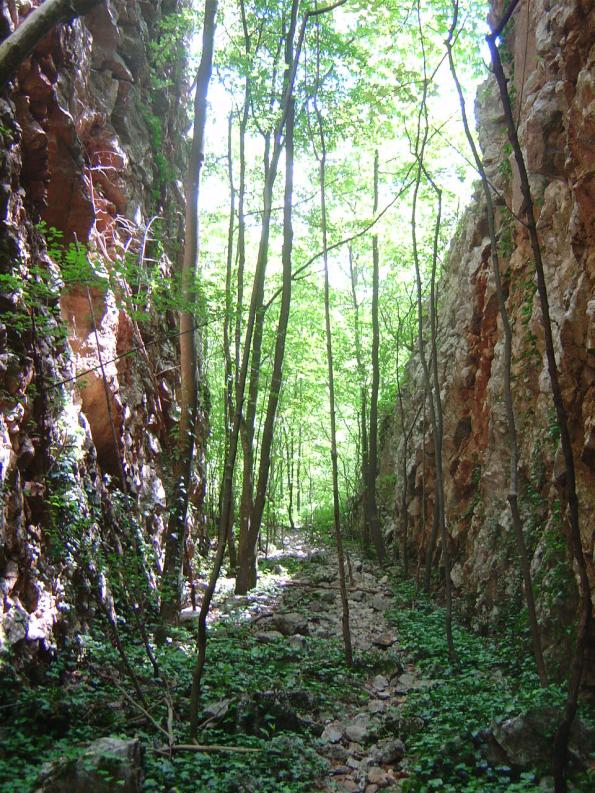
281;581;388;595
154;743;260;755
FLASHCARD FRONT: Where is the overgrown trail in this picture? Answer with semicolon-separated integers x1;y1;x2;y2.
185;532;430;792
181;533;594;793
5;530;594;792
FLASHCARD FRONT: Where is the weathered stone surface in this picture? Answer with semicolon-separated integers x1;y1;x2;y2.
368;699;387;714
321;721;344;744
367;766;389;786
374;738;405;765
372;631;397;648
0;0;192;656
254;630;285;643
376;0;595;687
372;674;389;691
271;611;310;636
35;737;142;793
489;708;595;770
345;714;373;744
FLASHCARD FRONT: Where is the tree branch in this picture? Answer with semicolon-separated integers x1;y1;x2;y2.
0;0;104;87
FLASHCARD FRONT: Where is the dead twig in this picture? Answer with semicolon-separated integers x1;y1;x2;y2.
154;743;260;755
112;681;171;743
282;581;387;596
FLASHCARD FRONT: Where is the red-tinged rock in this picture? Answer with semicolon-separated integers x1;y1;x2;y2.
19;62;54;103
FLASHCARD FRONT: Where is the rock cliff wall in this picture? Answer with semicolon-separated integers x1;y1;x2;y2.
379;0;594;682
0;0;204;659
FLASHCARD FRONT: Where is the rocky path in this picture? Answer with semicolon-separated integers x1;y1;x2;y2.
187;534;431;792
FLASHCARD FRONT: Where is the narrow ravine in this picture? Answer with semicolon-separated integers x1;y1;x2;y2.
194;532;426;792
179;532;594;793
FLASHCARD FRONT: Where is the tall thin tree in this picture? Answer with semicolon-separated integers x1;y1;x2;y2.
159;0;218;627
312;20;353;668
446;1;546;685
367;150;387;562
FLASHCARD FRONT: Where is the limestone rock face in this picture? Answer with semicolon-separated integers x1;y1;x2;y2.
0;2;205;655
378;0;595;687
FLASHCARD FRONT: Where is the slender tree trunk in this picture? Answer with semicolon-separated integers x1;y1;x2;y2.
348;246;371;554
218;2;249;567
487;5;591;787
221;0;348;597
447;7;546;685
313;35;353;667
238;64;297;594
423;166;456;662
0;0;103;87
222;111;238;570
235;0;300;593
285;424;296;531
410;111;456;659
296;413;302;515
159;0;217;629
368;150;387;562
394;309;409;575
236;125;273;587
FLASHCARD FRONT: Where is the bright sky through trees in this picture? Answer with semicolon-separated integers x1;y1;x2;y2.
187;0;490;528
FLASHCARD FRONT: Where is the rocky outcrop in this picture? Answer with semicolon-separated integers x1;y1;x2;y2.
0;1;205;657
379;0;594;683
35;736;143;793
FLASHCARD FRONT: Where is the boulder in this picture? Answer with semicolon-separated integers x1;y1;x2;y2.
320;742;348;760
372;632;397;648
372;674;389;691
271;611;310;636
371;595;392;612
254;630;285;643
288;634;307;651
345;714;373;744
374;738;405;765
368;699;387;714
35;737;142;793
321;720;344;743
485;708;595;771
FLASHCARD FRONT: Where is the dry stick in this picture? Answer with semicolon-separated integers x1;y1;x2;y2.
113;680;172;743
487;9;591;791
155;744;260;755
446;1;547;686
0;0;104;86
